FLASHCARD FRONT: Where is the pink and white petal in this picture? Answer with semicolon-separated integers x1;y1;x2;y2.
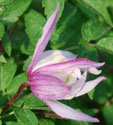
88;67;102;75
75;77;106;97
32;50;76;72
30;74;71;101
64;71;87;99
27;4;60;74
45;100;99;122
33;58;105;74
38;50;77;61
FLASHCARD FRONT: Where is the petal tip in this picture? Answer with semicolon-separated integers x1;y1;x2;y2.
102;76;107;80
100;62;105;67
91;118;100;123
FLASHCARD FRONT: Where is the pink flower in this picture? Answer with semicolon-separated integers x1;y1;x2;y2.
27;4;106;122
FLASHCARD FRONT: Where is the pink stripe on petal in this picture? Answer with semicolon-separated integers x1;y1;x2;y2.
33;58;105;74
30;74;71;100
27;4;60;74
45;100;99;122
75;76;106;97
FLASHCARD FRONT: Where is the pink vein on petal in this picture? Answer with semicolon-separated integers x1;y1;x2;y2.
27;3;60;74
33;58;105;74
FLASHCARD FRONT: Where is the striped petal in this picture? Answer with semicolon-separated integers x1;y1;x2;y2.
30;74;71;101
32;58;105;74
32;50;76;72
45;100;99;122
75;76;106;97
27;4;60;74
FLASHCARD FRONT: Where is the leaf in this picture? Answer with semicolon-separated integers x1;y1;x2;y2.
81;0;112;26
0;120;2;125
102;104;113;124
24;9;46;46
0;0;14;5
0;54;7;63
0;22;5;40
24;94;49;110
10;23;33;55
39;119;55;125
7;72;28;94
96;37;113;54
93;81;107;104
23;56;32;71
50;2;86;49
0;0;31;22
0;61;17;92
105;0;113;7
20;43;34;56
73;0;97;20
6;120;24;125
2;33;12;56
14;108;38;125
77;42;98;61
81;19;110;42
87;89;95;100
42;0;65;20
55;119;90;125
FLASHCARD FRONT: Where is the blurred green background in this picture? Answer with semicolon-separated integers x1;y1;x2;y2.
0;0;113;125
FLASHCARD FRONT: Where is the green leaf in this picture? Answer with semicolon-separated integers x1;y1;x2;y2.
0;61;17;92
2;33;12;56
81;0;112;26
6;120;24;125
0;22;5;40
73;0;97;20
0;120;2;125
96;37;113;54
24;9;46;46
39;119;55;125
7;72;28;94
10;22;33;55
87;89;95;100
93;81;107;104
82;19;110;42
0;54;7;63
0;0;31;22
105;0;113;7
55;119;90;125
20;42;34;56
0;0;14;5
42;0;65;20
78;41;98;61
102;104;113;124
23;56;32;71
24;94;49;110
50;2;86;49
14;108;38;125
13;92;30;107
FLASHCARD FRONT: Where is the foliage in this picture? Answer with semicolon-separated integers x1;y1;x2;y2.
0;0;113;125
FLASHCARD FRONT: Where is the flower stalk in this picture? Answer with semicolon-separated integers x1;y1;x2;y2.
1;82;30;115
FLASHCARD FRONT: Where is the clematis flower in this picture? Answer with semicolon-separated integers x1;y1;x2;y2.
25;3;106;122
